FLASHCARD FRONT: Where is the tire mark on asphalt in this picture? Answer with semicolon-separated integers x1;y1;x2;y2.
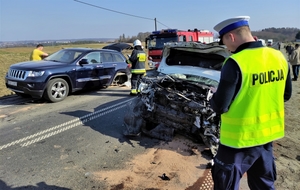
0;98;134;150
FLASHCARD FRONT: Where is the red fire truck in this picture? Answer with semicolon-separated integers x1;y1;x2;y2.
145;28;214;69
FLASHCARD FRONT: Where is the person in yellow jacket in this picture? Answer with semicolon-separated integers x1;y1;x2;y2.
209;16;292;190
127;39;146;95
29;44;49;61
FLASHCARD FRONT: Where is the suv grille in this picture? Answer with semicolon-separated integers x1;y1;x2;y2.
8;69;27;80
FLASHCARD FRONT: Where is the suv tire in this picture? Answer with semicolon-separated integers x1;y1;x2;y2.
44;78;69;103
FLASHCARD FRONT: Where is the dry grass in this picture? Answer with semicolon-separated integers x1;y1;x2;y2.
0;47;32;97
0;43;149;98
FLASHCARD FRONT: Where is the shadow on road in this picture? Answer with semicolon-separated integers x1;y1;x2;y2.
0;180;71;190
0;86;130;108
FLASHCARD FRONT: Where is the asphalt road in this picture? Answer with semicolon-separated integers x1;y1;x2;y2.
0;87;161;190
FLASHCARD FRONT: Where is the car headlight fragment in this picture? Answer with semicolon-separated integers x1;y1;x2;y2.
138;81;150;93
28;71;45;77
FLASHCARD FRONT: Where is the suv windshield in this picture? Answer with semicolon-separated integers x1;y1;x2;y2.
45;49;84;63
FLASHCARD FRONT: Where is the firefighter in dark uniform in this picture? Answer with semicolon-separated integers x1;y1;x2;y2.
127;39;146;95
209;16;292;190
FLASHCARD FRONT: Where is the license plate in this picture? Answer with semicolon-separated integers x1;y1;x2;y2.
8;80;17;86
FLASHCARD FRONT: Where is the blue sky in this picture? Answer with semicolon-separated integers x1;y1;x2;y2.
0;0;299;42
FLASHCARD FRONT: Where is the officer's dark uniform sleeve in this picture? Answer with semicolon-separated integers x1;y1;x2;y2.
284;63;292;102
209;58;240;114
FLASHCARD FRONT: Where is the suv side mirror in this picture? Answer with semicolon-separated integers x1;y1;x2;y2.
79;59;89;65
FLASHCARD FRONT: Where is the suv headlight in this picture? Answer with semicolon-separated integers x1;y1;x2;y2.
28;71;45;77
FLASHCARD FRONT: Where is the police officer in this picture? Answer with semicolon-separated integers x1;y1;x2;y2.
127;39;146;95
209;16;292;190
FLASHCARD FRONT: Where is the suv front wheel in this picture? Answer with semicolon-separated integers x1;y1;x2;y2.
43;78;69;103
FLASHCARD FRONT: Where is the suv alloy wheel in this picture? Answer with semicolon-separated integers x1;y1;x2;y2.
43;78;69;103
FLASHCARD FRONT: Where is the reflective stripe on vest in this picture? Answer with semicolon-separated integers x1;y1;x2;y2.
220;47;288;148
131;68;146;74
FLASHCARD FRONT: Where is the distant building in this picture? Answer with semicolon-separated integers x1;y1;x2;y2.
55;41;71;44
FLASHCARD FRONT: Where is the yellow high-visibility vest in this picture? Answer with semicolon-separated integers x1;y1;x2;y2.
220;47;288;148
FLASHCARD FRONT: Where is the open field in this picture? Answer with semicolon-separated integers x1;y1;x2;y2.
0;43;147;98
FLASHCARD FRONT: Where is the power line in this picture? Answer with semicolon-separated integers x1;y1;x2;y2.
73;0;170;29
156;20;169;28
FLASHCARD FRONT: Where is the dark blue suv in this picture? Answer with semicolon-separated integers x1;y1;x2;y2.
5;47;130;102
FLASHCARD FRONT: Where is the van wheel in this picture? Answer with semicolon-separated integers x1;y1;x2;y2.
44;78;69;103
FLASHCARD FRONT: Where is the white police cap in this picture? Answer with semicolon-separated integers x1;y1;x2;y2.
214;16;250;37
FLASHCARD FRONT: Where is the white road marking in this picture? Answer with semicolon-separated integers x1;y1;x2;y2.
0;98;134;150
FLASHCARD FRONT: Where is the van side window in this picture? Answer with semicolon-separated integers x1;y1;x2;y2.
179;36;187;42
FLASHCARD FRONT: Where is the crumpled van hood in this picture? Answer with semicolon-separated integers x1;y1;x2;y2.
157;42;230;82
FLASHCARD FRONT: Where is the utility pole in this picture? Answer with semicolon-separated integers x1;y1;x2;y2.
154;18;157;31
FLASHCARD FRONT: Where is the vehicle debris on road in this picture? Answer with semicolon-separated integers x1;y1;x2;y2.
123;41;230;156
